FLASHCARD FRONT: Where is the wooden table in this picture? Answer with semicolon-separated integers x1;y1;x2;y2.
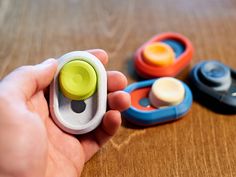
1;0;236;176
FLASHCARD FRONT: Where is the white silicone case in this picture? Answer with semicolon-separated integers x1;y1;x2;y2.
49;51;107;134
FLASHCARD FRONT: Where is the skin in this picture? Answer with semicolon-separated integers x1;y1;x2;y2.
0;49;131;177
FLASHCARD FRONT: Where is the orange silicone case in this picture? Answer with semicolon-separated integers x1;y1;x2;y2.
134;32;193;78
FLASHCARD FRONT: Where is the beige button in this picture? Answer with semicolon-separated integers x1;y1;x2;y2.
149;77;185;108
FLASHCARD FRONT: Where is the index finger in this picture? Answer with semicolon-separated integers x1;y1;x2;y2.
87;49;109;66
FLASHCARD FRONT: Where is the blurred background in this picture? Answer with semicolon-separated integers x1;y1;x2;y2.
1;0;236;176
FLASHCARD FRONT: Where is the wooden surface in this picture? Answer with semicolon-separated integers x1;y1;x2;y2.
1;0;236;176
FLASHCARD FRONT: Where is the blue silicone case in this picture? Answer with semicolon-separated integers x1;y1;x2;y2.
122;79;193;126
189;60;236;113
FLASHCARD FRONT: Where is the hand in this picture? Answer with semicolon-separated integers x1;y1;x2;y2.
0;49;130;177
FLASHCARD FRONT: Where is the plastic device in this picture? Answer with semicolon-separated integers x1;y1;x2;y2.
122;78;192;126
49;51;107;134
134;32;193;78
189;60;236;112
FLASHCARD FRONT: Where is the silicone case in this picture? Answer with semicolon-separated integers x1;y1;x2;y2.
122;79;192;126
135;32;193;78
49;51;107;134
190;60;236;113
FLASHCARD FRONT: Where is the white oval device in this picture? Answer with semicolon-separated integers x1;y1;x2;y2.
49;51;107;134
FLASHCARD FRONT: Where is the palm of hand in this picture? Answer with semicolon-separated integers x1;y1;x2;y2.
2;90;85;177
28;90;85;177
0;50;129;177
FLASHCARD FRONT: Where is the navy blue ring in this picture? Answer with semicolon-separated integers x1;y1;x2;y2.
162;39;185;58
200;61;230;86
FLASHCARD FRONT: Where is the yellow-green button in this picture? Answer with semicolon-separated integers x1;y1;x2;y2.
59;60;97;100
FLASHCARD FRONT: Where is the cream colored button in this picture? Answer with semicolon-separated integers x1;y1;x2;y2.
149;77;185;108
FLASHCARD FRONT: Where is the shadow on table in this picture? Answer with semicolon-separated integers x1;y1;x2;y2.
125;58;143;81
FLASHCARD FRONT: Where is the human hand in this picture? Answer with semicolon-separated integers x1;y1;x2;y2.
0;49;130;177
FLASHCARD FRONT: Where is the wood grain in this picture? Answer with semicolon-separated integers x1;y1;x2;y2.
1;0;236;176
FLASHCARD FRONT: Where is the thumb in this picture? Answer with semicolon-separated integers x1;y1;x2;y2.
2;58;58;100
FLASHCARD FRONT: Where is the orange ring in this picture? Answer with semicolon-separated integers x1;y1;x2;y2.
130;87;155;111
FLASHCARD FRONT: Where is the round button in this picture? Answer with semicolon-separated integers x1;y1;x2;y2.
200;61;231;91
59;60;97;100
143;42;175;67
149;77;185;108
